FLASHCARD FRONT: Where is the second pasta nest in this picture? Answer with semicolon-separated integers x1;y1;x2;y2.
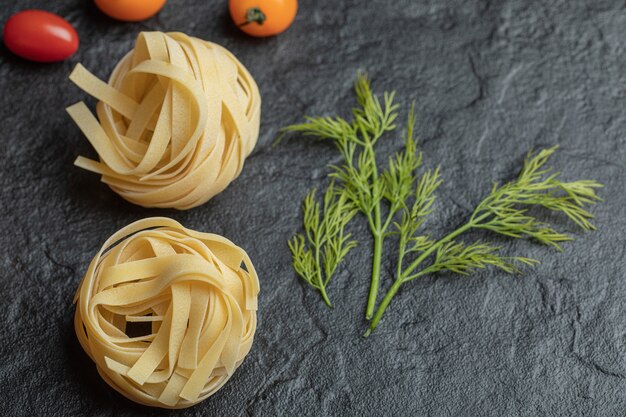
67;31;261;210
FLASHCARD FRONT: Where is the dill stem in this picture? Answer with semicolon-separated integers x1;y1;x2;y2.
366;212;492;334
314;237;332;308
365;276;403;337
396;237;407;281
402;212;491;279
366;228;383;319
365;141;383;320
402;222;472;278
319;285;332;308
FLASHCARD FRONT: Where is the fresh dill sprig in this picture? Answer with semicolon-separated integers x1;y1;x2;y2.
366;146;603;336
283;73;603;336
284;73;400;319
288;182;358;307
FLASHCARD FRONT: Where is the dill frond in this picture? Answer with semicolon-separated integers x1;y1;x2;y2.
288;183;357;307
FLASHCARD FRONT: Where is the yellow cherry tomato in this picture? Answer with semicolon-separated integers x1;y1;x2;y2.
229;0;297;37
95;0;167;22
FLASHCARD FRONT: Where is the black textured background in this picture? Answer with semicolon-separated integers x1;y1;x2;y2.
1;1;626;416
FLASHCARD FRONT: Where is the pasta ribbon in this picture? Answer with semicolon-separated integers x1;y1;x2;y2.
67;32;261;209
74;217;260;408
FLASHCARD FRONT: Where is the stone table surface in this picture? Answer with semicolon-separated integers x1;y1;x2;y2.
1;0;626;416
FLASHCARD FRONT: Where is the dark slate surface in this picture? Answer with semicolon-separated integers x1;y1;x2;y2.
1;0;625;415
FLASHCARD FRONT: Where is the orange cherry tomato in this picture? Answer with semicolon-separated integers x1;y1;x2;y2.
229;0;297;37
94;0;167;22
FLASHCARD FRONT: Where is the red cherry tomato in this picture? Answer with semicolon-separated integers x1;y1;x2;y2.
3;10;79;63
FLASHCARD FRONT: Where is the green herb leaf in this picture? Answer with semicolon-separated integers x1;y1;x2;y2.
471;146;603;248
407;241;539;280
382;103;422;210
288;183;357;307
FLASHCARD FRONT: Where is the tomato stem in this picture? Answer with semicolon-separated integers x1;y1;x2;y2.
240;7;266;26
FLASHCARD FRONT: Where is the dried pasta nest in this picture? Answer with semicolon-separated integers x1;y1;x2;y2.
74;217;259;408
67;31;261;209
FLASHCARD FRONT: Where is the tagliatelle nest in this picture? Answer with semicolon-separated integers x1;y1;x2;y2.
74;217;259;408
67;31;260;209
